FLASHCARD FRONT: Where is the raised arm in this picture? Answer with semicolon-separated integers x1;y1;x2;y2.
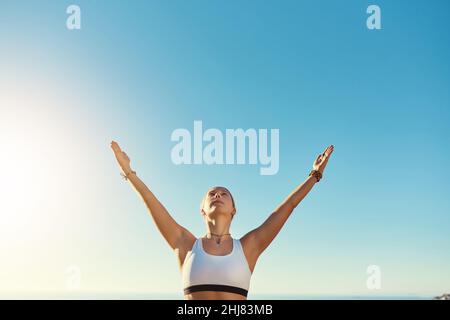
241;145;334;269
110;141;195;251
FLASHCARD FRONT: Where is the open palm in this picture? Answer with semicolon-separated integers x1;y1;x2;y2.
110;140;131;172
313;145;334;174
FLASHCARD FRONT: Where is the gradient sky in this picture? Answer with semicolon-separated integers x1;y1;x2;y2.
0;0;449;298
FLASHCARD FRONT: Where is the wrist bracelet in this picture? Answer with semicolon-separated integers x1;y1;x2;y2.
309;169;322;182
120;170;136;181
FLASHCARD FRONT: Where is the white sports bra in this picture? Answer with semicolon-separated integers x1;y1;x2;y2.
181;237;252;297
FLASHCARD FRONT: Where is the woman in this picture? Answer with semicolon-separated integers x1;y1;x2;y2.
110;141;334;300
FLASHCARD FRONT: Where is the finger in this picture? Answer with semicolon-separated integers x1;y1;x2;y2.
110;140;120;149
324;145;334;157
327;145;334;156
315;154;322;163
110;141;122;153
324;149;333;162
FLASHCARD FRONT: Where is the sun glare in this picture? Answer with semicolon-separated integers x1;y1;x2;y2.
0;89;80;250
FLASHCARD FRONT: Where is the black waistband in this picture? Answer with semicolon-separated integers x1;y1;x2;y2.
184;284;248;297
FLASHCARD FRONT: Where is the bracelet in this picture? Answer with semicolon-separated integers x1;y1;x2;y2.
309;169;322;182
120;170;136;181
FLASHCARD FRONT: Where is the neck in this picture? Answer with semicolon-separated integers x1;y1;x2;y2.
205;215;231;238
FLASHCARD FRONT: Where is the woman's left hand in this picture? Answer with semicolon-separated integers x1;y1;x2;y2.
313;145;334;175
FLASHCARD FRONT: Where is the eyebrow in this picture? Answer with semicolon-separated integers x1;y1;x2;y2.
208;189;229;194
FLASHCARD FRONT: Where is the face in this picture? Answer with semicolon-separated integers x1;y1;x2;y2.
201;187;236;219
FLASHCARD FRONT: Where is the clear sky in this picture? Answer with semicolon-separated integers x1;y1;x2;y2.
0;0;449;298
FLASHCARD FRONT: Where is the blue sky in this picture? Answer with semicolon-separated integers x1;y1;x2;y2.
0;0;449;298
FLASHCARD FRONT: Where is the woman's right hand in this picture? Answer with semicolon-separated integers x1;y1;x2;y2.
110;140;132;173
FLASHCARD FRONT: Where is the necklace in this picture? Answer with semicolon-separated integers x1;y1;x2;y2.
206;233;231;246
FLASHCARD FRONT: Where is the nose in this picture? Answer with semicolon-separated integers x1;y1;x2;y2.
213;192;221;199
